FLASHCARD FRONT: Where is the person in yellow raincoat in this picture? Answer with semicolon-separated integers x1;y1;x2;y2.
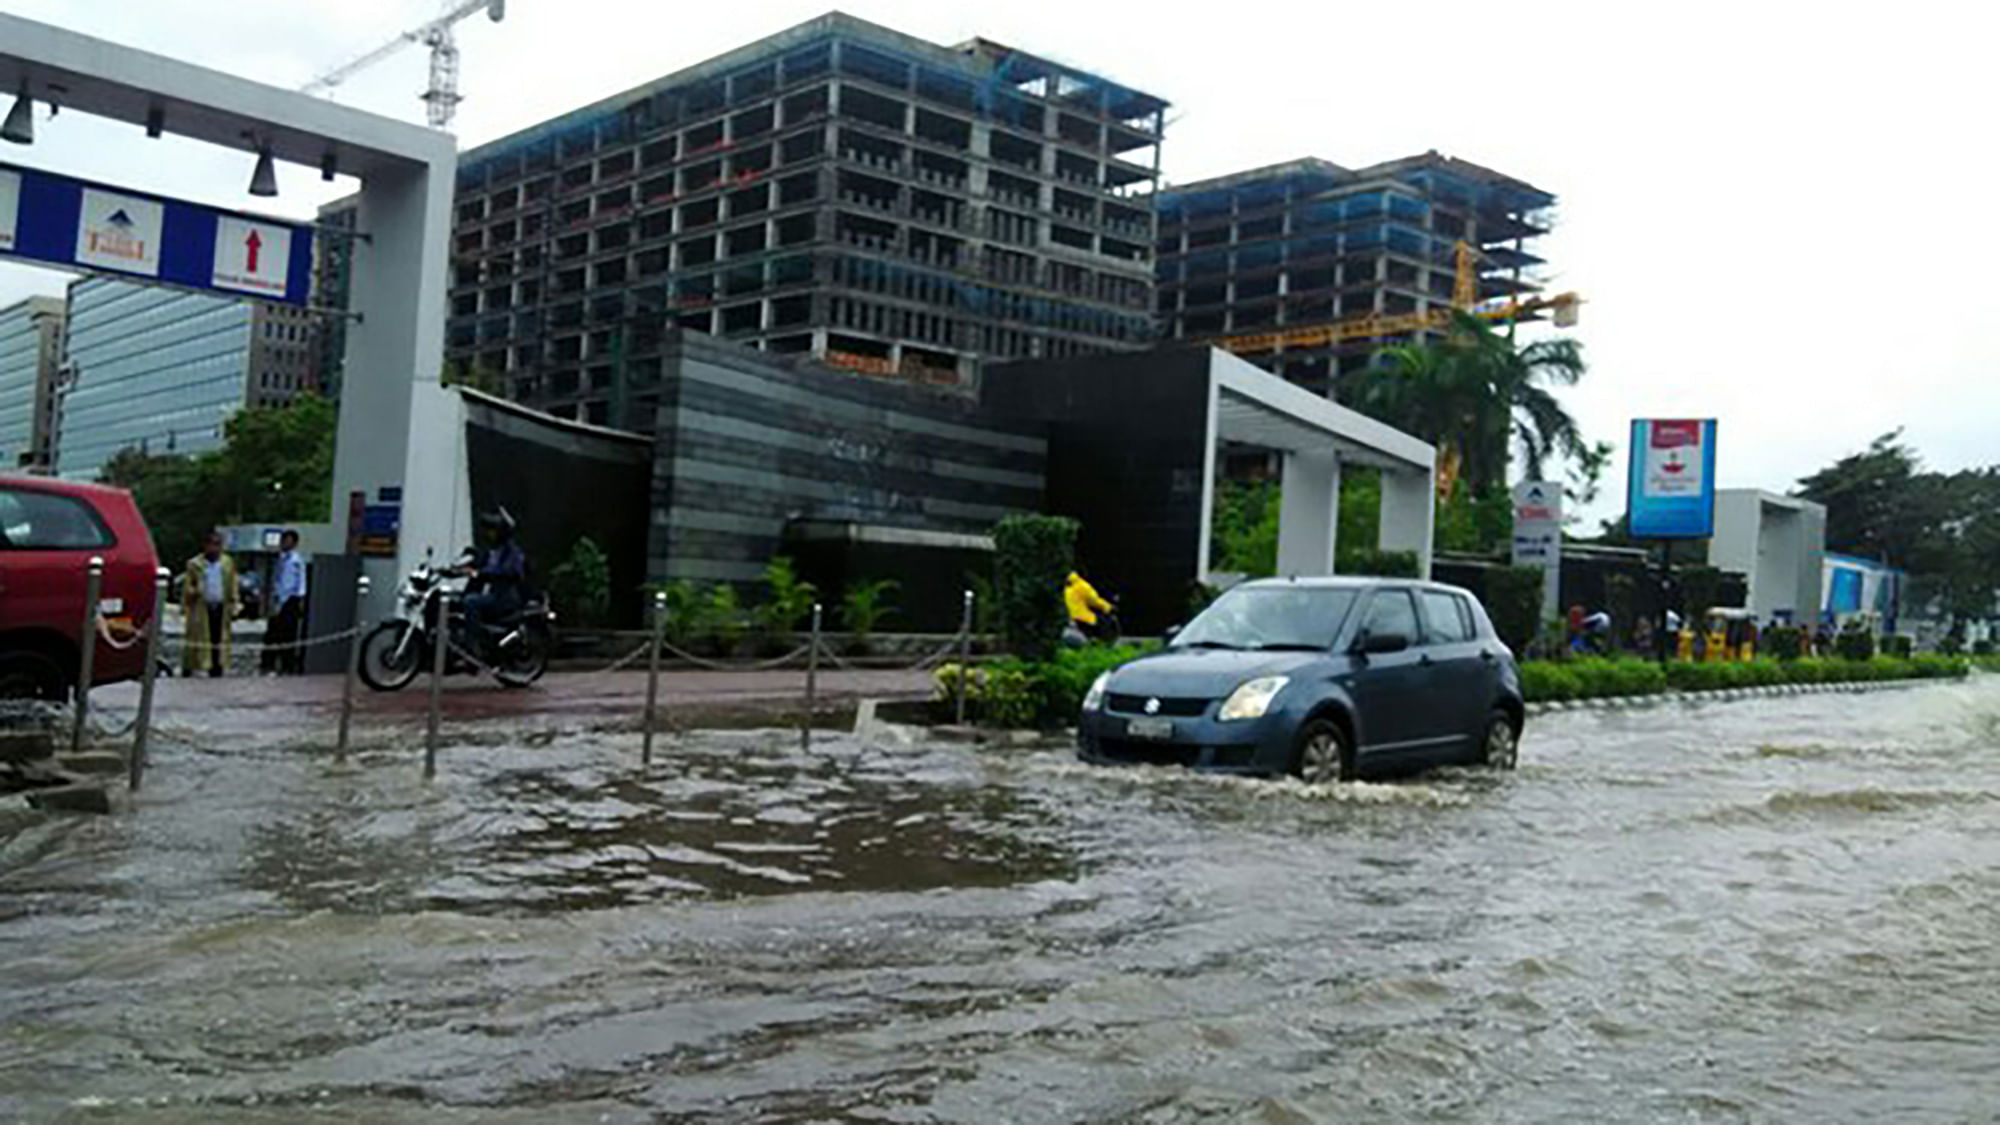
1064;570;1113;639
182;531;240;678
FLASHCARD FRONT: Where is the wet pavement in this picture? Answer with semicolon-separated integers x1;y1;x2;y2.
4;677;2000;1122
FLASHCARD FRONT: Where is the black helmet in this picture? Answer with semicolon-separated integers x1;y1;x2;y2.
479;506;517;538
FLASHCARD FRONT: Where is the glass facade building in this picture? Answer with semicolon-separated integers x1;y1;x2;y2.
0;297;64;471
56;278;252;480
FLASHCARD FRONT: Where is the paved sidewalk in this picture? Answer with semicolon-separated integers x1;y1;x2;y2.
89;668;935;741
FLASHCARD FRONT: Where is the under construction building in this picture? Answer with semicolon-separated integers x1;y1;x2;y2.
1154;153;1556;397
445;12;1168;430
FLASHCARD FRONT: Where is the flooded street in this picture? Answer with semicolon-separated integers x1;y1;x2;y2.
5;679;2000;1122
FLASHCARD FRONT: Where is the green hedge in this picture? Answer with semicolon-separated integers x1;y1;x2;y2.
991;515;1079;661
1523;655;1969;702
936;644;1152;728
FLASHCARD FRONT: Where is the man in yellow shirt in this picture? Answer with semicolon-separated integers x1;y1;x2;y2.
1065;571;1113;640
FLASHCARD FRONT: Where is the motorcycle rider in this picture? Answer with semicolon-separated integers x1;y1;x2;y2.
456;507;528;642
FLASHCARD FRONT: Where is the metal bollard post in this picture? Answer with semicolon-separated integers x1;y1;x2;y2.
954;589;973;726
802;602;821;751
425;591;449;780
642;589;665;766
129;566;170;790
335;574;371;764
70;556;105;754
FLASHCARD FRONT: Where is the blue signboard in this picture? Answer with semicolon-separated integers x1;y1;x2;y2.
1626;418;1718;539
0;161;313;306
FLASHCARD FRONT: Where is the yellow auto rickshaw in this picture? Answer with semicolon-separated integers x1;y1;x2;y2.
1703;608;1758;663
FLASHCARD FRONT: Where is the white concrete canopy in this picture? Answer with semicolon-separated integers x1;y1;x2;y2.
1706;488;1827;624
1198;350;1436;580
0;14;457;618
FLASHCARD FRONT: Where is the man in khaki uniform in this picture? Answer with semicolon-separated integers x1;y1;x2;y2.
182;531;239;678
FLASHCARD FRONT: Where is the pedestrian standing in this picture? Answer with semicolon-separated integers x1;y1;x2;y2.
261;530;308;675
182;531;239;679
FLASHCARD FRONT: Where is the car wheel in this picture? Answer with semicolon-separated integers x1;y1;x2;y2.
1292;717;1354;784
0;651;69;702
1479;709;1519;770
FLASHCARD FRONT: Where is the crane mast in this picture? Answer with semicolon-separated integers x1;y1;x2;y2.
301;0;506;131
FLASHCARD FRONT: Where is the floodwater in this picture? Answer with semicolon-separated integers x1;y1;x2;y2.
5;680;2000;1122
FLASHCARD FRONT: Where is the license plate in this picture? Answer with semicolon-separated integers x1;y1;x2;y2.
1126;717;1174;741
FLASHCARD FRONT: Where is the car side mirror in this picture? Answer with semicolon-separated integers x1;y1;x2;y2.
1355;630;1411;655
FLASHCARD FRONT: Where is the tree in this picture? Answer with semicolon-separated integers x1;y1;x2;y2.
1797;433;2000;625
98;396;337;563
1346;311;1589;496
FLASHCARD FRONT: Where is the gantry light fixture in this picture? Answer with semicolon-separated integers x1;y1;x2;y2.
248;140;279;197
1;82;32;145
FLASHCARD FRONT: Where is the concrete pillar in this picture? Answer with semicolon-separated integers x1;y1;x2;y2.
1277;453;1341;576
333;158;456;622
1378;466;1436;578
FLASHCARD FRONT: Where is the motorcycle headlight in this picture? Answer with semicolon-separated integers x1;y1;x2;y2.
1219;676;1289;722
1082;671;1111;712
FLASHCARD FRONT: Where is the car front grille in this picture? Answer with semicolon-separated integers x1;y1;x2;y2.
1106;694;1210;717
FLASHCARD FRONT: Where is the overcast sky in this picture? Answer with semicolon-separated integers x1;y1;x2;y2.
5;0;1995;525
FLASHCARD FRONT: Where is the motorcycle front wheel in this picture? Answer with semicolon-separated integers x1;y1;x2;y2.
359;621;425;692
492;620;552;688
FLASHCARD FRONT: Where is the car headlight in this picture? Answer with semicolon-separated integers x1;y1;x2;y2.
1219;676;1289;721
1082;671;1111;712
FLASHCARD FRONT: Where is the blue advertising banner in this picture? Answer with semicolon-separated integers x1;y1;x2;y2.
0;161;313;306
1626;418;1717;539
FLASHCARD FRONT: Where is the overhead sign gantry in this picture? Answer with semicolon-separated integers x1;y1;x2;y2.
0;162;314;305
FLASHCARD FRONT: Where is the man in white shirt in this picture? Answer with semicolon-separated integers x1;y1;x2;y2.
262;530;309;675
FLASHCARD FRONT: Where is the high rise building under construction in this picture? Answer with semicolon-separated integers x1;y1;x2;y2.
446;12;1168;430
1153;153;1556;397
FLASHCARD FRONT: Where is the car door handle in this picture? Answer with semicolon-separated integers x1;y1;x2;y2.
1418;653;1434;667
1480;650;1496;662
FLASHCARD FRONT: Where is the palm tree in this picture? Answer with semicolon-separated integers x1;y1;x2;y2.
1345;311;1587;495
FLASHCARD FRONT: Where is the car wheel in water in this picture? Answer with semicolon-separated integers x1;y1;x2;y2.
0;651;68;701
1292;717;1353;784
1480;710;1519;769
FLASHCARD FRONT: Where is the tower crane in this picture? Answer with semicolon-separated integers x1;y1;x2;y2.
301;0;508;131
1205;240;1582;359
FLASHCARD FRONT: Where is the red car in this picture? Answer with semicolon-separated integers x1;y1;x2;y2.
0;476;161;699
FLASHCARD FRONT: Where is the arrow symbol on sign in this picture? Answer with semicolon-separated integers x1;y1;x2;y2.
244;229;263;274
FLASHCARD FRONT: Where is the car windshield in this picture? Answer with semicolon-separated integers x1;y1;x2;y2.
1173;587;1358;651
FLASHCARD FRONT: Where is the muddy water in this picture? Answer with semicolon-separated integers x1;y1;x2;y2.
5;680;2000;1122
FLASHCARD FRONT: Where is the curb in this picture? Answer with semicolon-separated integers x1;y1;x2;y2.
1525;676;1944;717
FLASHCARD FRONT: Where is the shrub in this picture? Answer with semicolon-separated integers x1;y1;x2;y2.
840;578;899;649
648;579;721;650
1881;634;1915;658
1764;625;1807;661
1974;640;1996;657
1521;662;1582;702
547;536;612;629
1484;567;1546;655
933;660;1037;728
1336;548;1420;578
1834;625;1875;662
707;584;746;652
754;556;817;635
934;644;1150;727
992;514;1078;661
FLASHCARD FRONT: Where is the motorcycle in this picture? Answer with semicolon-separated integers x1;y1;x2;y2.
358;552;554;691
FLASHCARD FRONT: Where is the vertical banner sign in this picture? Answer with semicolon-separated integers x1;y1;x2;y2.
1627;419;1718;538
1511;481;1564;624
0;168;19;252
